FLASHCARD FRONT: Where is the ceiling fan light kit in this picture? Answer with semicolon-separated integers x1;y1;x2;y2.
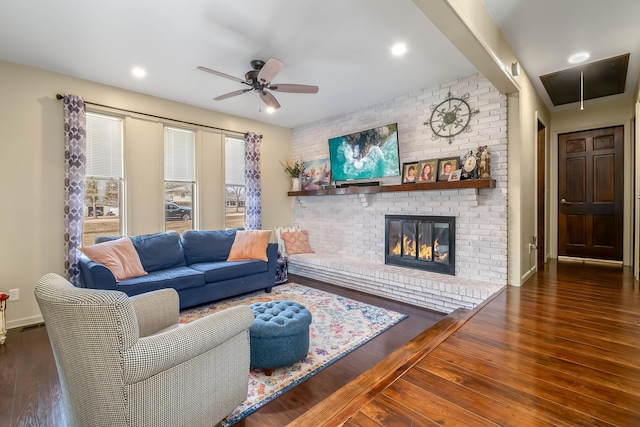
197;58;319;111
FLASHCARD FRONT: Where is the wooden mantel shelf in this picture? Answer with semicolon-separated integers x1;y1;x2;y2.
288;178;496;197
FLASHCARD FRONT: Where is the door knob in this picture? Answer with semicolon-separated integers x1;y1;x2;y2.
560;198;570;205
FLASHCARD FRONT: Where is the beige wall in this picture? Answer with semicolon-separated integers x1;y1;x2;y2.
512;70;551;283
0;60;292;328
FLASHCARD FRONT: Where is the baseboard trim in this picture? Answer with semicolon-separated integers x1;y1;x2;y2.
521;265;537;284
7;315;44;331
557;256;623;266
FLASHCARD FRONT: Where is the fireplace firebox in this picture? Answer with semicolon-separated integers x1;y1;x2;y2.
385;215;455;275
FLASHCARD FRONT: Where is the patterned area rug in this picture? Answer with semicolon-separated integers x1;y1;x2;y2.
179;283;407;426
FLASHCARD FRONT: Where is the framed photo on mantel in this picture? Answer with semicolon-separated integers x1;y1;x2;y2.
402;162;419;183
417;159;437;183
437;157;460;182
448;169;462;182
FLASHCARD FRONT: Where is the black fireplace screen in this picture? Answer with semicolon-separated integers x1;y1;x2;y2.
385;215;455;275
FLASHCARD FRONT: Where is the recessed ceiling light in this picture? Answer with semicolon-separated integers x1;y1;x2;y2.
265;106;275;114
131;67;146;78
568;52;590;64
391;43;407;56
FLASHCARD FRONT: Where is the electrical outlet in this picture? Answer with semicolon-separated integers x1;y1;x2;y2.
9;288;19;301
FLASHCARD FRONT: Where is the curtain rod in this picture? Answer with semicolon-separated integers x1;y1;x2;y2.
56;93;259;137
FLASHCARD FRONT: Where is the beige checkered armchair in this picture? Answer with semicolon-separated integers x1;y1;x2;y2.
35;273;254;427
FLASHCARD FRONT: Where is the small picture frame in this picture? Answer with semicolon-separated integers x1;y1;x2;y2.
437;157;460;182
402;162;419;183
448;169;462;182
417;159;437;183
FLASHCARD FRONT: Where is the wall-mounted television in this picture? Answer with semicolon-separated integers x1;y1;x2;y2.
328;123;400;182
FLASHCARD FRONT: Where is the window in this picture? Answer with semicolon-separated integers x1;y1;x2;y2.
225;137;246;228
165;127;195;233
83;113;123;246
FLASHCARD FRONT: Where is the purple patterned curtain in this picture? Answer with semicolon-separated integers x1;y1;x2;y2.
63;95;86;285
244;132;262;230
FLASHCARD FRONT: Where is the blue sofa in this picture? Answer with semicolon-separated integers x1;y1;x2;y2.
78;229;278;309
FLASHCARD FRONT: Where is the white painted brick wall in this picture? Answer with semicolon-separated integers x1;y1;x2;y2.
289;73;507;310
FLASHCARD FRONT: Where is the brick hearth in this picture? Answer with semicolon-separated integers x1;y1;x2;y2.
288;253;503;313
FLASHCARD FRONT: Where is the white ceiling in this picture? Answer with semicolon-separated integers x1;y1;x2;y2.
483;0;640;110
1;0;638;128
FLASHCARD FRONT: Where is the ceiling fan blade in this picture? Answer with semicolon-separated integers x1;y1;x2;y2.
257;58;283;84
197;66;246;84
214;89;251;101
259;90;281;109
269;84;319;94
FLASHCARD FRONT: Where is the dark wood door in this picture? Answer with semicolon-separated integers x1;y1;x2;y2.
558;126;623;260
537;120;546;271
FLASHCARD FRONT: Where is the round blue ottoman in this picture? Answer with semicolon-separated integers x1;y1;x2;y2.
249;300;312;375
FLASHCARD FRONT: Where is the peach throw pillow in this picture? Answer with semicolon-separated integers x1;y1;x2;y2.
79;237;147;282
227;230;272;262
282;230;315;254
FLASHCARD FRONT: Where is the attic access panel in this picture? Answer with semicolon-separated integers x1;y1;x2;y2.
540;53;629;106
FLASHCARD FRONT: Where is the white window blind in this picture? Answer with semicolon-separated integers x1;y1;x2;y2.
165;127;195;182
85;113;123;179
225;137;245;186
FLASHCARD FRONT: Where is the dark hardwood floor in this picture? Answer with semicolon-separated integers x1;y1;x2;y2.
5;262;638;426
0;274;444;427
293;260;640;426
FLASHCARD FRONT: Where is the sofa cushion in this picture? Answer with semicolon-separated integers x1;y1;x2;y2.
190;260;268;283
78;237;147;282
117;266;205;295
181;229;241;264
130;231;186;272
275;225;301;256
282;230;315;255
227;230;272;262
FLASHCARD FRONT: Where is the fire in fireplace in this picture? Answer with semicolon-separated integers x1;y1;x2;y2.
385;215;456;275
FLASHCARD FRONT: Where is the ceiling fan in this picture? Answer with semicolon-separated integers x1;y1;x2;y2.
197;58;319;110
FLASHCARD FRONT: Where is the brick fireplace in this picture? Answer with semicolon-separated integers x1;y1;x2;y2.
288;73;508;313
385;215;456;275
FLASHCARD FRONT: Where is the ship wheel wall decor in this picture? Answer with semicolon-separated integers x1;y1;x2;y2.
423;92;480;144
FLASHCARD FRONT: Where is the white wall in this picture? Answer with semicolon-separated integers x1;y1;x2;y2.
291;74;508;294
0;60;293;328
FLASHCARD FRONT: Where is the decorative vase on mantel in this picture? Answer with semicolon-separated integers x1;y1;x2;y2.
292;177;301;191
282;158;305;192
